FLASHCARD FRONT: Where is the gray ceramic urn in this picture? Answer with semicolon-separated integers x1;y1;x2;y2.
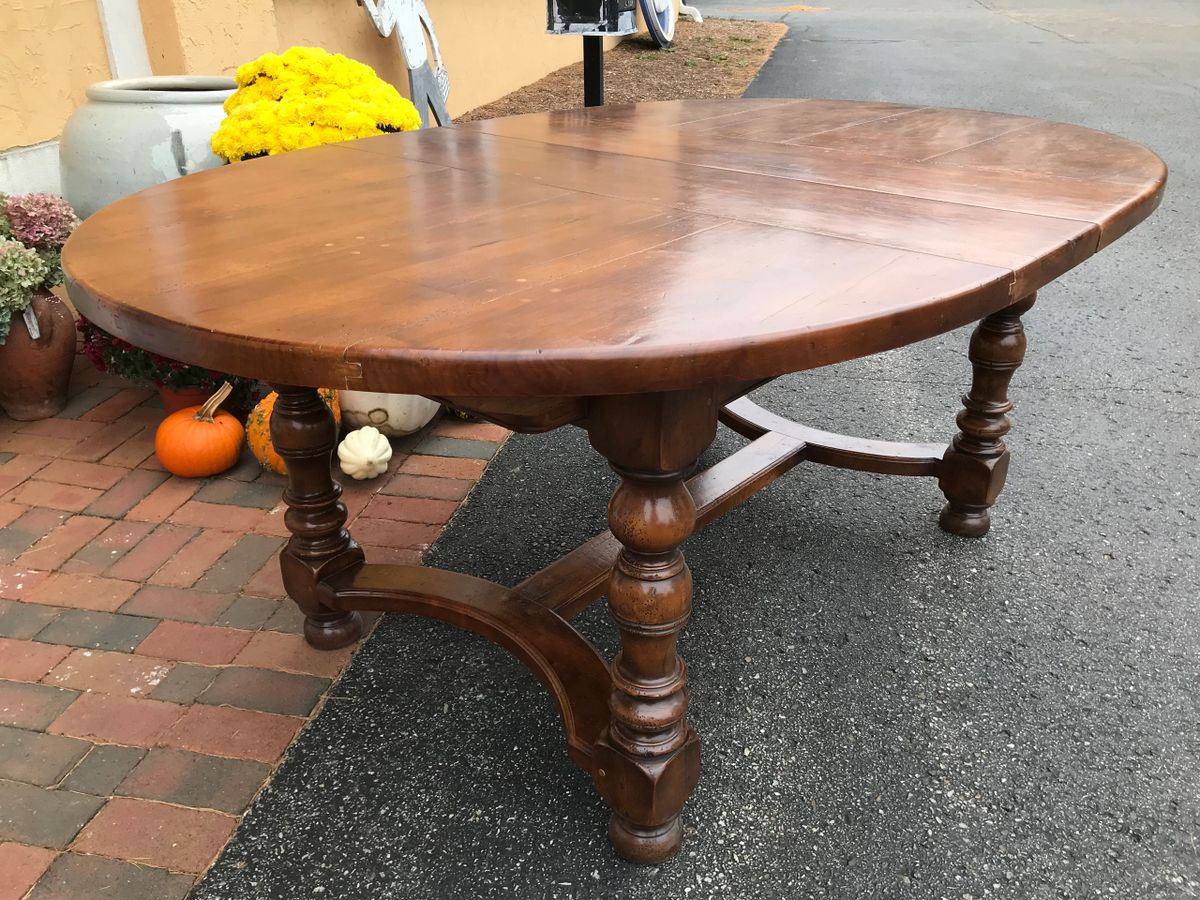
60;76;235;218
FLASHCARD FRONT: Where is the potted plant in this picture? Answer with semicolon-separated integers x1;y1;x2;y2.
209;46;422;163
76;316;259;415
0;193;79;420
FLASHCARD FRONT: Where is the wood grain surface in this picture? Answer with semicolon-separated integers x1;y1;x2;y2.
63;99;1165;397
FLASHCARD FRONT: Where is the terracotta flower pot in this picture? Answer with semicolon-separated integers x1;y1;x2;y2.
0;292;76;421
156;385;213;415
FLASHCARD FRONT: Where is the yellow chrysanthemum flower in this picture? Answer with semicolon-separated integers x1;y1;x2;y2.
211;47;422;163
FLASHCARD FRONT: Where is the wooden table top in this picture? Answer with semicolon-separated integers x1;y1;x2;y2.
63;99;1165;397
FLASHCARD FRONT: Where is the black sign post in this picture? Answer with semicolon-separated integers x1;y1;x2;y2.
583;35;604;107
547;0;638;108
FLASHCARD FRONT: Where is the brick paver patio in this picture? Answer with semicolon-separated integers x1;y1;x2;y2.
0;357;506;899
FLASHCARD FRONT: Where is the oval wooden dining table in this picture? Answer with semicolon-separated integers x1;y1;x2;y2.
63;99;1166;863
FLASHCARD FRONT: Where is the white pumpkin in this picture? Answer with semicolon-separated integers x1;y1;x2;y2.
337;426;393;480
338;390;440;437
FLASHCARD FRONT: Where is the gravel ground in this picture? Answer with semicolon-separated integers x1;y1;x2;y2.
457;18;787;123
196;2;1200;898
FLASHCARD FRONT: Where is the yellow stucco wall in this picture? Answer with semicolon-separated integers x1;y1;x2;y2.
2;0;113;148
140;0;617;119
2;0;623;154
272;0;617;119
138;0;187;75
140;0;280;80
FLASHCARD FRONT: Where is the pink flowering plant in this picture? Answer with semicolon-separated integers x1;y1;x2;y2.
0;192;79;345
0;192;79;293
4;192;78;247
0;190;255;407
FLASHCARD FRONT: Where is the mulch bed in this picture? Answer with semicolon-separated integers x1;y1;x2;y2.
457;18;788;122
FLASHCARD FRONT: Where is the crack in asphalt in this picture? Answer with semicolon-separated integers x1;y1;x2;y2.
972;0;1200;95
970;0;1087;43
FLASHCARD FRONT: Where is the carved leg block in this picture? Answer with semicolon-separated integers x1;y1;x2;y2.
939;294;1035;537
270;385;365;649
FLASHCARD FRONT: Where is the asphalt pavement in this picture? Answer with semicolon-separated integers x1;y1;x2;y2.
196;2;1200;897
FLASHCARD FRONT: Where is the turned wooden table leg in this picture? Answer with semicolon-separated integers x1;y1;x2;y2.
270;385;365;649
939;293;1036;537
586;392;715;863
595;464;700;861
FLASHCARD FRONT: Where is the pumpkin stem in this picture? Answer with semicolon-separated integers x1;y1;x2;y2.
195;381;233;422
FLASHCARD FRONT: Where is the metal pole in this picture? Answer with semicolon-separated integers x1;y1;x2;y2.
583;35;603;107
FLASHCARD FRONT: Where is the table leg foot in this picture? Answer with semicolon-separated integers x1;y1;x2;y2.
304;609;363;650
938;502;993;538
270;384;366;650
938;293;1035;537
609;815;684;863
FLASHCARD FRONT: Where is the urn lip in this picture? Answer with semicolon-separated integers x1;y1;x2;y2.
85;76;236;104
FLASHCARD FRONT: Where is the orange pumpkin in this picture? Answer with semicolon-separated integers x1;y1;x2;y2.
154;382;245;478
246;389;340;475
